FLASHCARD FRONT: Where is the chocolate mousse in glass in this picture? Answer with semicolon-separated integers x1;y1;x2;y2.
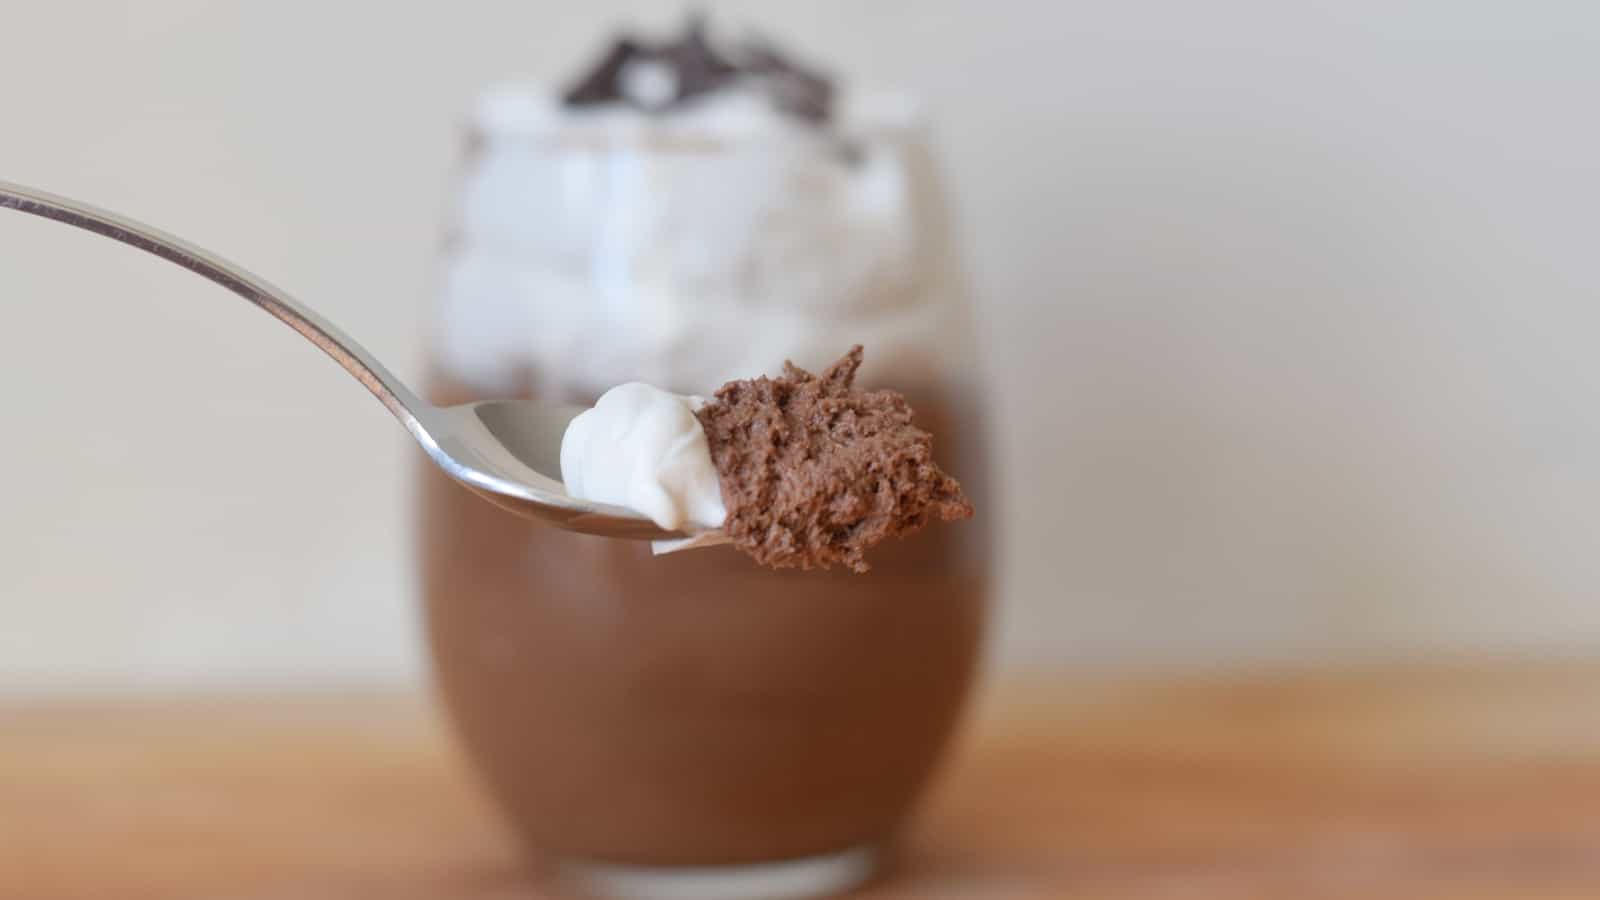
420;21;990;899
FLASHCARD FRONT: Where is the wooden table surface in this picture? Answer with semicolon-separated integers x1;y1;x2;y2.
6;664;1600;899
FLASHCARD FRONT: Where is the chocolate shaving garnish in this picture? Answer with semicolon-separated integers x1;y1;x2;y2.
560;15;835;125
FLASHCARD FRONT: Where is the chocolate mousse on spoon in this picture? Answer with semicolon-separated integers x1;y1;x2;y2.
562;345;973;571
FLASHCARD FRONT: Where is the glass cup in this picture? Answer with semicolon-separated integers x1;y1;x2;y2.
419;86;991;899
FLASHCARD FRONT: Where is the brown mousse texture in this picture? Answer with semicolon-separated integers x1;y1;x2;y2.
695;346;974;573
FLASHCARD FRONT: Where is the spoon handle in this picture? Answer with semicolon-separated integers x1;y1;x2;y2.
0;179;431;440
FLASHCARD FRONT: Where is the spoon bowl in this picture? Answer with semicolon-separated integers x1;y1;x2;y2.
0;179;702;542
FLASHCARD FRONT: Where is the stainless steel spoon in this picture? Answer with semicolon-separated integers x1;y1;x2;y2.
0;179;699;541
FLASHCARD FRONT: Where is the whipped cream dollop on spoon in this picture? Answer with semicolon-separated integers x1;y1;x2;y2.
559;383;728;533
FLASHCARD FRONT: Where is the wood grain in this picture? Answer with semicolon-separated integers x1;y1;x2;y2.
5;665;1600;899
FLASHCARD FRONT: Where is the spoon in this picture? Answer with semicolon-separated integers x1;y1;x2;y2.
0;179;700;542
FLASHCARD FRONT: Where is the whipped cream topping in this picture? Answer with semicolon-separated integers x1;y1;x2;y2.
559;382;726;532
435;82;959;401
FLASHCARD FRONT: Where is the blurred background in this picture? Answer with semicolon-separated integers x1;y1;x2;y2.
3;0;1600;694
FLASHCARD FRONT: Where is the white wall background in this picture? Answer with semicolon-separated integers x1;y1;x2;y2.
3;0;1599;693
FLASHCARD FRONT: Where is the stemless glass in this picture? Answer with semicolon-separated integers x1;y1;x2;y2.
419;85;991;899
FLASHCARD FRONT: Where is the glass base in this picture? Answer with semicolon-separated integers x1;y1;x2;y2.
561;845;877;900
